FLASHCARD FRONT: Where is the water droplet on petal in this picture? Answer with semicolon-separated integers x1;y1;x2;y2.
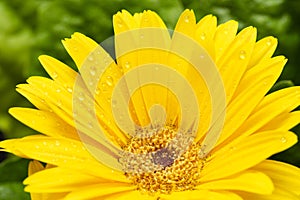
106;76;114;86
88;56;94;61
56;88;61;93
55;141;60;146
78;92;85;101
67;87;73;93
281;137;287;143
57;100;62;106
124;61;131;69
52;72;58;79
90;66;96;76
184;15;190;23
200;32;206;40
117;19;123;28
224;29;229;35
199;54;205;59
95;88;100;95
101;82;109;92
239;50;246;60
266;39;272;46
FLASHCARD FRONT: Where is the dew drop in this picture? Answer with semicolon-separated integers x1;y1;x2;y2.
124;61;131;69
55;141;60;146
88;121;93;129
280;137;287;143
111;100;117;108
88;81;94;86
184;15;190;23
117;19;123;28
90;66;96;76
106;76;114;86
266;39;272;46
200;32;206;40
78;92;85;101
95;88;100;95
88;56;94;61
239;50;246;60
56;88;61;93
224;29;229;35
52;72;58;79
67;87;73;93
199;54;205;59
101;82;109;92
57;100;62;106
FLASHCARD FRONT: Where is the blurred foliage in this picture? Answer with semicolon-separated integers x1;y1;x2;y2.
0;0;299;198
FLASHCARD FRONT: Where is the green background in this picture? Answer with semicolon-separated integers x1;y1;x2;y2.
0;0;299;199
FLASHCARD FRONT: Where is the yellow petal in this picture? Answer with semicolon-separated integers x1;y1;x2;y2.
195;14;217;58
9;108;79;140
28;160;44;176
203;131;297;181
24;167;112;193
216;56;286;145
197;170;274;195
254;160;300;195
160;190;243;200
16;85;51;111
62;32;98;69
174;9;196;37
259;111;300;132
231;86;300;141
1;135;128;182
38;55;77;91
104;191;155;200
217;26;257;103
64;183;135;200
248;36;278;69
214;20;238;61
113;10;137;33
238;187;299;200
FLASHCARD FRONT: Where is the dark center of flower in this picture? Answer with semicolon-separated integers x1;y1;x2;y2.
120;126;205;195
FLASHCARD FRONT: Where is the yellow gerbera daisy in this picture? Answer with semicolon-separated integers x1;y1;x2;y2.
1;9;300;200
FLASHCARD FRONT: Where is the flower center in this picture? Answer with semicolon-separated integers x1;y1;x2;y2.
120;126;205;195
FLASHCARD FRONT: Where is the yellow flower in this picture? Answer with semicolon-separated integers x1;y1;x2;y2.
1;9;300;200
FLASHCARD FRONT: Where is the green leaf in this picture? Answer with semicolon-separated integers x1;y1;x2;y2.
0;182;30;200
0;156;29;182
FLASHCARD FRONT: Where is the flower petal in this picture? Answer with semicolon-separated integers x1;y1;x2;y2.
197;170;274;194
248;36;278;69
216;56;286;145
9;108;79;140
38;55;77;91
160;190;242;200
202;131;297;181
259;111;300;132
24;167;114;193
214;20;238;61
195;14;217;58
64;183;135;200
253;160;300;195
104;191;155;200
216;26;257;103
230;86;300;141
62;32;98;69
238;187;300;200
0;135;128;182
